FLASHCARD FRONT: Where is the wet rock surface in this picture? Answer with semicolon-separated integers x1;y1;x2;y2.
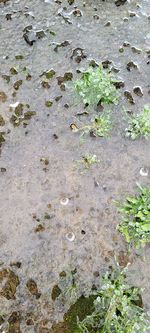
0;0;150;332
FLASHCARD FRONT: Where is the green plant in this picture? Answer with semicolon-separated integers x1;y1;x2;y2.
74;66;119;106
117;185;150;249
77;154;100;171
125;105;150;139
72;114;112;139
77;266;150;333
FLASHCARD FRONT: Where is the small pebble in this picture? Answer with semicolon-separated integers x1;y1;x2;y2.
140;167;148;177
66;232;75;242
60;197;69;205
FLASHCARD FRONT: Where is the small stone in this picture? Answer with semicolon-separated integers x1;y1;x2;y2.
40;157;49;165
94;180;99;187
23;25;33;33
13;80;23;90
53;40;70;52
123;41;130;47
40;69;55;79
73;9;82;17
23;31;36;46
129;11;136;17
51;285;61;301
93;271;99;277
102;60;112;69
26;279;41;298
124;91;135;104
36;30;46;39
89;59;99;68
23;111;36;120
15;54;24;60
113;81;125;89
64;103;69;108
41;81;50;89
131;46;142;54
60;197;69;205
10;261;22;268
0;91;7;102
10;67;18;75
2;74;10;83
68;0;74;4
24;11;35;18
34;224;45;232
104;21;111;26
57;72;73;85
66;232;75;242
140;167;148;177
1;167;6;172
9;101;20;109
115;0;127;6
55;95;62;102
6;13;12;20
119;47;124;53
0;132;5;146
26;73;32;81
126;61;138;71
0;115;5;126
53;133;58;139
133;86;143;97
70;47;87;63
93;14;99;19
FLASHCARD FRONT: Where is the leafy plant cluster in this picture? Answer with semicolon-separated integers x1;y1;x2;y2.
79;114;111;139
126;105;150;140
117;185;150;249
74;66;119;107
77;267;150;333
73;66;150;141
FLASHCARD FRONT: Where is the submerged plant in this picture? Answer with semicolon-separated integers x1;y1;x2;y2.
74;66;119;107
77;266;150;333
117;185;150;249
126;105;150;139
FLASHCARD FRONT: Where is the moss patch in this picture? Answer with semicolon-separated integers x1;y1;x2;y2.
50;295;95;333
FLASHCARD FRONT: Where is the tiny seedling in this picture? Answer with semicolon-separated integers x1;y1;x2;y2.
117;185;150;249
81;114;111;138
77;154;100;172
74;66;119;107
126;105;150;139
71;114;112;140
77;266;150;333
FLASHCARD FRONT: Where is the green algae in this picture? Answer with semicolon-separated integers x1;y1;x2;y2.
51;295;95;333
64;295;95;333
